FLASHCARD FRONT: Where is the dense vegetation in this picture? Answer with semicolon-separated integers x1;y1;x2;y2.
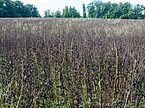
0;19;145;108
44;1;145;19
0;0;145;19
0;0;40;17
86;1;145;19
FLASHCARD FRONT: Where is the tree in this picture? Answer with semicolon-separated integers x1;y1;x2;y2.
119;2;133;19
62;6;70;18
13;0;25;17
25;4;40;17
69;6;80;18
101;2;112;18
0;0;40;17
62;6;80;18
2;0;16;17
86;0;145;19
0;0;4;16
54;10;62;18
111;3;122;18
133;4;145;19
82;4;87;18
87;2;95;18
44;9;54;18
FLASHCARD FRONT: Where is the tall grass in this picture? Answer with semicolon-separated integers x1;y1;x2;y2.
0;18;145;108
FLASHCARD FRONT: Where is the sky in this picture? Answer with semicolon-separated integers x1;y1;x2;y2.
16;0;145;16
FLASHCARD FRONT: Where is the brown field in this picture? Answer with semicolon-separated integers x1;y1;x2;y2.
0;18;145;108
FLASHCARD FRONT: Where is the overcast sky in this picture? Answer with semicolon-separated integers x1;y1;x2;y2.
17;0;145;16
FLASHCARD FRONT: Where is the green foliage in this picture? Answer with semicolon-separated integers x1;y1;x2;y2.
0;0;40;17
87;3;96;18
87;0;145;19
24;4;40;17
44;9;54;18
82;4;87;18
13;1;25;17
62;6;70;18
62;6;80;18
54;10;62;18
44;6;81;18
0;0;145;19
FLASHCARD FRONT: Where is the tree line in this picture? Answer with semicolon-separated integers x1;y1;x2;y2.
0;0;145;19
44;6;81;18
45;1;145;19
86;1;145;19
0;0;40;17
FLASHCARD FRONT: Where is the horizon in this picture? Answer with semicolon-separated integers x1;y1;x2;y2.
13;0;145;16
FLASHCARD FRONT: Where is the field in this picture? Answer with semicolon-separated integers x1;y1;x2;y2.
0;18;145;108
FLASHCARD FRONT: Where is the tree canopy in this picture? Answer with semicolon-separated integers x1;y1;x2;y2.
0;0;145;19
44;6;80;18
44;1;145;19
86;1;145;19
0;0;40;17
